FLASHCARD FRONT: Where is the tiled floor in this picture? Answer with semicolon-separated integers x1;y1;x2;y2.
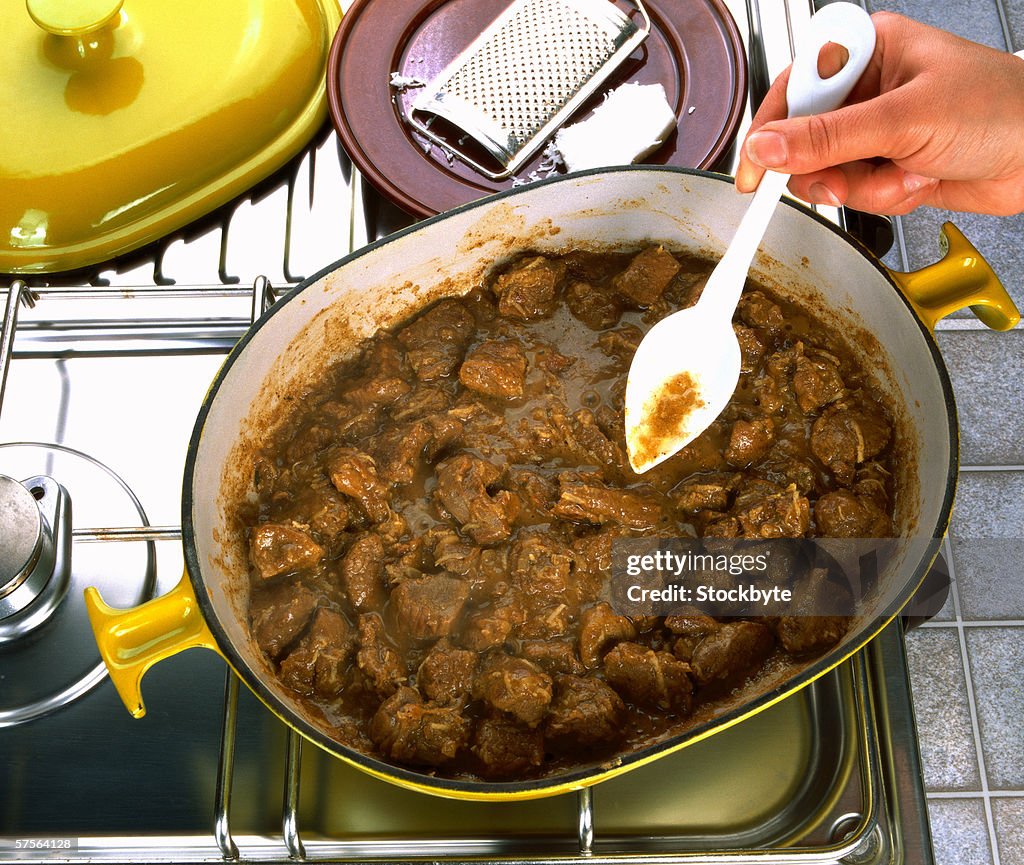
867;0;1024;860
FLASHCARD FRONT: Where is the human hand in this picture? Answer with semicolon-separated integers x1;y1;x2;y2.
734;12;1024;216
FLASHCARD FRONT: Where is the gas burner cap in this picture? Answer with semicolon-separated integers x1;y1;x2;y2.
0;474;43;593
0;474;69;633
0;443;155;727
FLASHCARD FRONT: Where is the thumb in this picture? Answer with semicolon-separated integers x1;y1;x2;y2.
743;96;902;176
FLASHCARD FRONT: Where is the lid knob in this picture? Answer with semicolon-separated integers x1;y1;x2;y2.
26;0;123;36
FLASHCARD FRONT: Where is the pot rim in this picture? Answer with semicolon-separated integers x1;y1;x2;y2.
181;164;959;798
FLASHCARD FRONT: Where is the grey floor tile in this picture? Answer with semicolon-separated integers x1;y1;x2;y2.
926;797;995;865
936;331;1024;467
906;629;981;791
993;798;1024;865
949;473;1024;619
951;536;1024;619
1005;0;1024;50
964;627;1024;789
868;0;1009;48
896;210;1024;319
949;472;1024;539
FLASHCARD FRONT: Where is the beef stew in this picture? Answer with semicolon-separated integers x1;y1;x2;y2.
238;246;895;781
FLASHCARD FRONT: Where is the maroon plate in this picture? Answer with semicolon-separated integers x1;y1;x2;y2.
328;0;747;217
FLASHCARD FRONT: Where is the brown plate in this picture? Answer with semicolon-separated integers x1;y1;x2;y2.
328;0;747;217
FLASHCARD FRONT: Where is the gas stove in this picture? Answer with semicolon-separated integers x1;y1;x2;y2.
1;0;938;861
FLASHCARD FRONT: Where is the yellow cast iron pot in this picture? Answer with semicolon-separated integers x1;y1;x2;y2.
85;167;1018;800
1;0;341;274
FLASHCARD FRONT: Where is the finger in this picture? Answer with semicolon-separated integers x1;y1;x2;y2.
919;179;1024;217
735;66;794;192
741;91;910;178
785;161;937;214
817;42;849;79
784;167;850;206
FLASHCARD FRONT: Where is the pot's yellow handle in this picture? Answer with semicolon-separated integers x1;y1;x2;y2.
886;222;1019;332
85;572;222;718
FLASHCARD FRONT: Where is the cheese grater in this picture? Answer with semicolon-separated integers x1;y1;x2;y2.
407;0;651;180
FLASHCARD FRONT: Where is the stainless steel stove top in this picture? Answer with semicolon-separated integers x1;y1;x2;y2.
0;0;936;861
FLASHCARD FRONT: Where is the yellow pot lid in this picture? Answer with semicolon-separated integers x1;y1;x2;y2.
2;0;342;274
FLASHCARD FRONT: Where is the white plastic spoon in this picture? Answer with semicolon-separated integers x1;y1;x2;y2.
624;1;877;474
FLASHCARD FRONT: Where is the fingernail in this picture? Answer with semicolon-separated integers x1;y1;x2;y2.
903;172;936;195
745;131;788;168
808;182;842;207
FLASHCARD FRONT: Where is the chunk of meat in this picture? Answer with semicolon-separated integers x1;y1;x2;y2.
472;718;544;778
459;339;528;399
356;612;406;698
435;454;519;545
736;484;810;538
417;640;477;705
704;516;741;538
510;533;573;600
793;354;845;413
429;529;483;577
279;608;355;699
372;423;432;485
853;461;891;511
578;602;638;668
302;486;352;551
690;621;775;686
814;489;891;537
389;384;451;422
665;611;721;662
249;582;319;661
776;614;848;656
250;523;324;580
773;569;851;655
391;573;470;641
472;653;553;727
571;408;628;475
339;533;386;613
725;417;775;467
517;602;571;640
423;413;465;461
493;255;565;320
369;687;471;766
552;479;662;530
396;299;476;381
565;280;623;330
342;344;412;410
611;246;681;306
506;468;558;520
328;448;391;523
544;674;626;749
738;291;785;334
810;404;891;485
674;482;732;514
604;642;693;713
460;604;521;651
519;640;586;675
734;324;765;373
597;323;643;361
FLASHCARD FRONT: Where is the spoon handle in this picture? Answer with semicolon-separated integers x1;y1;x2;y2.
700;169;790;321
786;2;877;119
701;2;877;321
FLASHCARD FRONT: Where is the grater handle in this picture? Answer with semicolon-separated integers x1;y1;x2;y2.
629;0;652;38
403;100;514;181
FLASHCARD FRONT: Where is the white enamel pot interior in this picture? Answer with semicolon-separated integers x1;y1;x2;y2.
182;166;955;798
